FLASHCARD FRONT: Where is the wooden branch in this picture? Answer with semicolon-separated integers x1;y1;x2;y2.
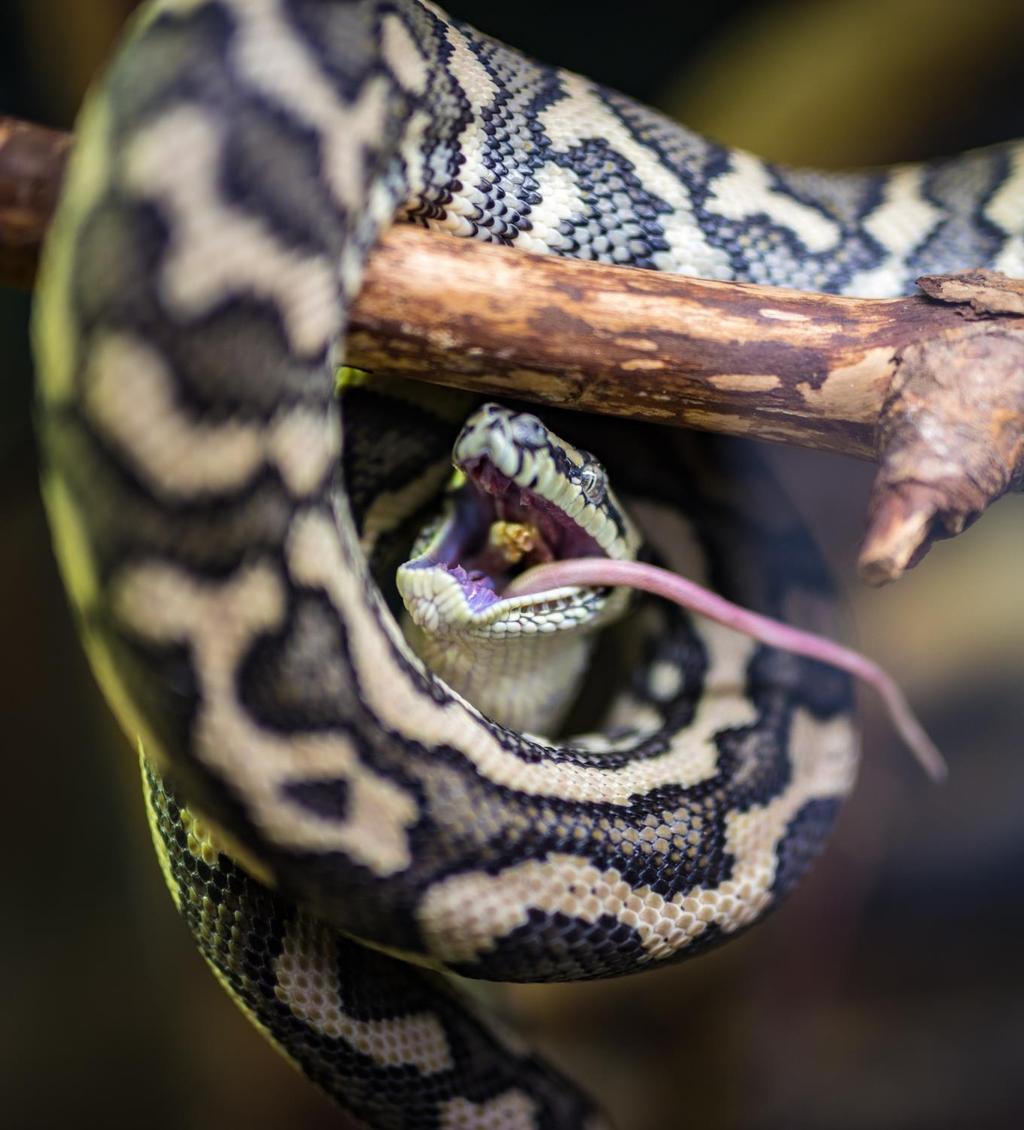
351;238;1024;581
862;272;1024;582
4;115;1023;582
350;226;958;460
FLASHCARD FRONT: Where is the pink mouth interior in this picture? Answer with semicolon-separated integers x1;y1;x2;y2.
412;456;607;611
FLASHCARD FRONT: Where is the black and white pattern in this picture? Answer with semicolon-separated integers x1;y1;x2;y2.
32;1;1022;1126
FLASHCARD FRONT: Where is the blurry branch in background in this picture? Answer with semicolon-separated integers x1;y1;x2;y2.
2;113;1022;584
0;117;70;288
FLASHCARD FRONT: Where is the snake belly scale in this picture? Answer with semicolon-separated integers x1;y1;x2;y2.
32;1;1023;1126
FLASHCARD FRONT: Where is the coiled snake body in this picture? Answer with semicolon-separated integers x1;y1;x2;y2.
33;2;1023;1126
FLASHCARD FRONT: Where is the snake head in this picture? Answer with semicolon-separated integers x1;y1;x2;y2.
400;403;640;619
396;404;641;732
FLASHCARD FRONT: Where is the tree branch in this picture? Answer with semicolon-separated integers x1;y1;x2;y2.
350;226;959;460
3;115;1022;581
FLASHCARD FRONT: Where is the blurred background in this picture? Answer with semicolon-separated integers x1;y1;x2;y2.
2;1;1022;1127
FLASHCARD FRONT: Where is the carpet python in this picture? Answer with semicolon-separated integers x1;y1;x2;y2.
31;1;1024;1126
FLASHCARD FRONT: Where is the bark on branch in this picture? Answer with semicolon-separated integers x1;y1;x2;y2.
3;114;1022;582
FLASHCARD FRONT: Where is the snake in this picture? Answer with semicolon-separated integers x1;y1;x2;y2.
31;1;1024;1127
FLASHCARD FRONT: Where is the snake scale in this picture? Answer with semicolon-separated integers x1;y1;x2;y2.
32;1;1023;1126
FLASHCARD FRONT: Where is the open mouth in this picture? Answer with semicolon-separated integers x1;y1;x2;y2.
415;454;609;613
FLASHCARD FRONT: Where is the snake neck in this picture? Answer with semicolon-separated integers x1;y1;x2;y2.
400;618;597;734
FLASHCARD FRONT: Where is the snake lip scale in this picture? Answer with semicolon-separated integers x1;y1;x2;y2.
31;0;1022;1126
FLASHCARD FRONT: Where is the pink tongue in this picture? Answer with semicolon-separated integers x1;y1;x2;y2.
506;558;946;783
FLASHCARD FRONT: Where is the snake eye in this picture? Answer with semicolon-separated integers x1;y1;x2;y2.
577;463;606;504
510;414;547;447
